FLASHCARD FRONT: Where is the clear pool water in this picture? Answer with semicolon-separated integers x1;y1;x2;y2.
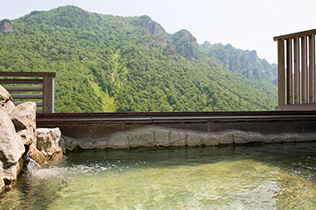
1;142;316;209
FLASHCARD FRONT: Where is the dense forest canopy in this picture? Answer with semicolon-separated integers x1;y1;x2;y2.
0;6;277;113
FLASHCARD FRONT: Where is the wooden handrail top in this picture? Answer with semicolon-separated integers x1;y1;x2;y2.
274;28;316;41
0;79;43;84
0;72;57;78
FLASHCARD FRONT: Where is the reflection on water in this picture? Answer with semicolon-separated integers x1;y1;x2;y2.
1;142;316;209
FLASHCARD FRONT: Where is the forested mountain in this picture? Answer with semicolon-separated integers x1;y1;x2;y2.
0;6;277;113
200;42;277;85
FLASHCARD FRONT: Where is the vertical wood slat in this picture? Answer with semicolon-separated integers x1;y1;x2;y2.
286;39;293;104
294;37;300;104
274;29;316;110
301;35;307;104
277;40;286;106
42;76;54;113
309;35;315;103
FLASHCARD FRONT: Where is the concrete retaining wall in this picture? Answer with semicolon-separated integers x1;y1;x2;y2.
62;126;316;150
37;111;316;150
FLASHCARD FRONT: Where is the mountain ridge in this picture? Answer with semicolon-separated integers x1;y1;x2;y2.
0;5;277;112
200;41;277;85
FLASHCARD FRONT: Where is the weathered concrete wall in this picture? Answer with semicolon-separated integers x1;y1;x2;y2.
62;126;316;150
37;112;316;150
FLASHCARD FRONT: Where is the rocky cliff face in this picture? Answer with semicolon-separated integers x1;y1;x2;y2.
201;42;277;83
134;17;199;61
163;45;178;60
136;15;166;35
133;15;167;46
172;30;199;61
0;20;14;35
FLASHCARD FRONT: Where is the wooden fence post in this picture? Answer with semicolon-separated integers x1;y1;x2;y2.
43;75;55;113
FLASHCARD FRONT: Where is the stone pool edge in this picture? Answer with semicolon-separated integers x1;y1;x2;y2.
62;126;316;150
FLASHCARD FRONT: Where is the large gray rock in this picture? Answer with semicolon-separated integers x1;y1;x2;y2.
0;85;12;107
9;102;36;145
0;110;25;168
36;128;62;160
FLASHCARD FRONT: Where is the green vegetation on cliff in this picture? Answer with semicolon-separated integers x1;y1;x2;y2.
0;6;277;112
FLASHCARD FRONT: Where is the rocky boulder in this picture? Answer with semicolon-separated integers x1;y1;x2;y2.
3;161;23;184
27;144;46;165
0;85;63;193
9;102;37;145
0;110;25;167
36;128;63;161
0;109;25;186
2;100;15;114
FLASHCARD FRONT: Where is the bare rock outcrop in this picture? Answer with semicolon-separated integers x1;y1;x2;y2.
0;20;14;35
171;29;199;61
133;15;167;47
200;42;278;82
163;45;178;61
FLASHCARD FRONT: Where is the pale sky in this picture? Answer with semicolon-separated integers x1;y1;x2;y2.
1;0;315;64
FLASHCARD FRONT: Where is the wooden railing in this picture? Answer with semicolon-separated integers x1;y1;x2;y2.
0;72;57;113
274;29;316;111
